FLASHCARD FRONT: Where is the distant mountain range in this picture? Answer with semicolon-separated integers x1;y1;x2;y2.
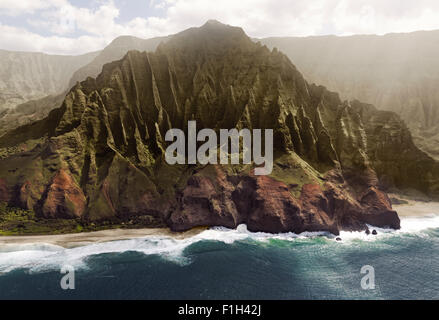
0;37;167;136
259;31;439;158
0;49;99;110
0;50;99;136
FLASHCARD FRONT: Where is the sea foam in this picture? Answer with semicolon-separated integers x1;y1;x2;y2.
0;214;438;274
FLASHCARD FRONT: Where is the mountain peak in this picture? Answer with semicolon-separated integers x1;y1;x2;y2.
203;19;224;26
198;19;246;35
160;20;251;53
108;35;145;48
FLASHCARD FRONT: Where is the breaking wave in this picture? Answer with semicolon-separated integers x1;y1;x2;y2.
0;214;438;274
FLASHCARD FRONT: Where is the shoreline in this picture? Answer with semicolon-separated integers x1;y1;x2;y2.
0;227;207;248
390;195;439;217
1;198;438;248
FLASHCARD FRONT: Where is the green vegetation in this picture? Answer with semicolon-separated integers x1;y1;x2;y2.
270;152;324;198
0;203;80;235
0;202;164;236
0;137;46;159
0;21;430;235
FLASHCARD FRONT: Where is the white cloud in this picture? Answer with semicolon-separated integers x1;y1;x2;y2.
1;0;439;55
331;0;439;35
0;23;107;55
150;0;439;37
0;0;66;15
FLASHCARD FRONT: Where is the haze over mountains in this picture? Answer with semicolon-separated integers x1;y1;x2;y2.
68;35;168;89
3;21;439;235
260;31;439;158
2;26;439;162
0;37;167;136
0;49;99;111
0;50;100;136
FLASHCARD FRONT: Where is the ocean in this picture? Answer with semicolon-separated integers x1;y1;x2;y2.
0;215;438;300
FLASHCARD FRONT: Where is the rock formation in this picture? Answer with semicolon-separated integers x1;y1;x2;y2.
2;21;433;235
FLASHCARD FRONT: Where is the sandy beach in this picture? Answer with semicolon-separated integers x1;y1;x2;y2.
390;193;439;217
1;195;438;248
0;227;206;248
394;202;439;217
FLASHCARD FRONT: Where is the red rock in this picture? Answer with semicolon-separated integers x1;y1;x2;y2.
100;179;116;214
299;184;330;221
167;166;400;234
41;169;86;218
168;166;240;231
359;186;400;229
246;174;302;233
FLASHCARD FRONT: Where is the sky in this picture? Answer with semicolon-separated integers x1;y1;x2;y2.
1;0;439;55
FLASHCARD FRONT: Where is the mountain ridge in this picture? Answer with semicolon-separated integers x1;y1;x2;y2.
6;25;439;153
68;35;169;88
2;21;437;235
259;31;439;159
0;49;100;111
0;36;167;137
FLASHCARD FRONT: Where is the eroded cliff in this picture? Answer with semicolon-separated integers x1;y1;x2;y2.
2;21;431;235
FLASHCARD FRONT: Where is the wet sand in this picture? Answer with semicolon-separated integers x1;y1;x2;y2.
393;200;439;217
0;227;207;248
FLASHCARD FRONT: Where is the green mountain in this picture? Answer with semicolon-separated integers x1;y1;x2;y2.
2;21;437;235
260;31;439;159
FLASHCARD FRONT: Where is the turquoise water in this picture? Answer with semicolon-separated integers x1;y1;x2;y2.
0;215;438;300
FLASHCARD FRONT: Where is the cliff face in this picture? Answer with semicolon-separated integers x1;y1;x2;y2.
352;101;439;195
3;21;433;234
260;31;439;159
